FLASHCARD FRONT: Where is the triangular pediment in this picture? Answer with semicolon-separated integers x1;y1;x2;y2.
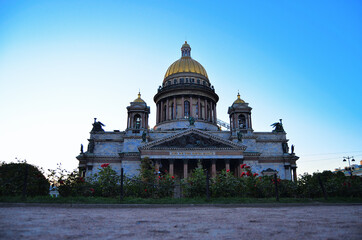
140;128;246;150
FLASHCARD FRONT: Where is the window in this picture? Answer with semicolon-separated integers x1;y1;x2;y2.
167;80;171;86
184;101;190;117
134;114;141;129
174;79;177;84
186;78;189;83
238;115;246;129
197;79;200;84
203;81;206;85
180;78;184;83
196;103;199;117
191;78;195;83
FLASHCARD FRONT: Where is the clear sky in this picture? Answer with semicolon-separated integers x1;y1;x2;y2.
1;0;361;176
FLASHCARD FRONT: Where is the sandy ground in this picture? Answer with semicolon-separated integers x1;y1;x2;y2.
0;205;361;240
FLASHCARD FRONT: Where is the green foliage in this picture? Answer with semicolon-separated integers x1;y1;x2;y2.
297;171;362;198
48;164;89;197
211;170;238;197
183;166;206;197
0;161;49;196
124;158;175;198
90;164;120;197
157;174;175;198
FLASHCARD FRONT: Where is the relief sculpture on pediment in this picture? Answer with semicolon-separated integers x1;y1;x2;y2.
154;133;230;148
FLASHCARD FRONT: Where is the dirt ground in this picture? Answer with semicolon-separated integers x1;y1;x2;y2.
0;204;361;240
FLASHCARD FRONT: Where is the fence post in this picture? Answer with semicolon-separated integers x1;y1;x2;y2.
206;170;210;201
22;164;29;200
120;168;124;202
318;175;328;200
274;174;279;202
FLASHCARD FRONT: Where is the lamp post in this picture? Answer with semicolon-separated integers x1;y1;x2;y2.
343;156;355;176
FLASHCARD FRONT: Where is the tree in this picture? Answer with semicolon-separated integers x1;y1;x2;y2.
0;162;49;196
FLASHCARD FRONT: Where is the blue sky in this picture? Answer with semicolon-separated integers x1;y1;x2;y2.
0;0;361;175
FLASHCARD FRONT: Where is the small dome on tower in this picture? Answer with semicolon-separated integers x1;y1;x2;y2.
233;92;245;104
133;92;145;103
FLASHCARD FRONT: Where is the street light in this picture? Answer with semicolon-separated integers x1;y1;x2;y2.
343;156;355;176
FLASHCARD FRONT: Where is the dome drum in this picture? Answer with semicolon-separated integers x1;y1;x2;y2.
154;41;219;130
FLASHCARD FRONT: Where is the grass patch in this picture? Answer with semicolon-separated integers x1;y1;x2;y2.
1;196;362;204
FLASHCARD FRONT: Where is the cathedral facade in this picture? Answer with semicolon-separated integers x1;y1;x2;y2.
77;42;299;181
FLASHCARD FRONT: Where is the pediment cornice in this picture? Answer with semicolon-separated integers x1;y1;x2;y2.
140;128;247;151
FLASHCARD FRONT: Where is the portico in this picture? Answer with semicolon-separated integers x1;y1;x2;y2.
139;128;246;178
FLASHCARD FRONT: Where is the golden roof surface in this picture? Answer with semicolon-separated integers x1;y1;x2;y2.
233;92;245;104
133;92;145;103
163;42;209;81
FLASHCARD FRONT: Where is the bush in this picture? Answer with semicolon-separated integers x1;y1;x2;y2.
211;170;238;197
47;163;89;197
183;166;207;198
0;162;49;196
90;164;120;197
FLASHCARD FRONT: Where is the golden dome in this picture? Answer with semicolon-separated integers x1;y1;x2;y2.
133;92;145;103
163;41;209;81
233;92;245;104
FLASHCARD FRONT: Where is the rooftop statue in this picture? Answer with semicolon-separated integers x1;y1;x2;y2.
189;116;195;126
142;130;147;142
87;139;95;153
91;118;105;133
271;119;285;133
237;130;243;142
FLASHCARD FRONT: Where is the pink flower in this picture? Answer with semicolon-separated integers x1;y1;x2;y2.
90;188;95;193
240;164;246;169
226;169;230;173
253;173;258;177
246;172;251;177
101;163;110;168
241;172;246;177
171;176;175;179
144;189;147;192
79;177;85;182
245;165;250;169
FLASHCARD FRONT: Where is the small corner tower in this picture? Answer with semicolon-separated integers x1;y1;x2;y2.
228;92;253;133
126;92;150;133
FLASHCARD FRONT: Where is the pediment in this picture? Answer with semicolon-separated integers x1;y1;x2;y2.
140;128;246;150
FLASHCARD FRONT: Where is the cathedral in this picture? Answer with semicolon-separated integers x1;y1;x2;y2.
77;42;299;181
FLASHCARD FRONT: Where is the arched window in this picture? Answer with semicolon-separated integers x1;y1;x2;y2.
184;100;190;118
134;114;141;129
238;114;246;129
174;79;177;84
